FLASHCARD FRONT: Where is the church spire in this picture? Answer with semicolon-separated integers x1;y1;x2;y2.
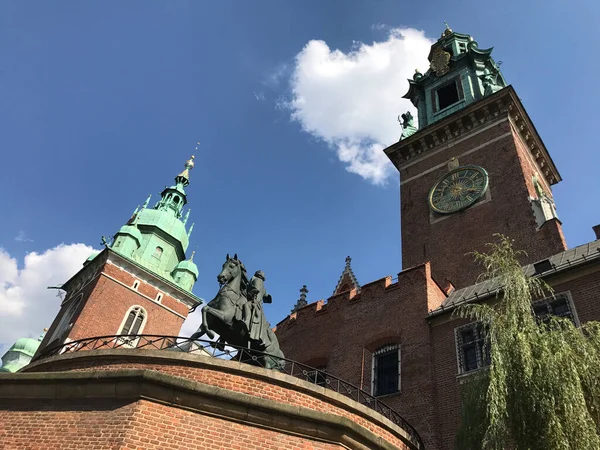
154;154;195;218
175;155;195;188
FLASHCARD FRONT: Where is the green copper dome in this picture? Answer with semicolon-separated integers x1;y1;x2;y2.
174;258;199;278
108;153;199;292
0;335;43;373
10;337;41;357
171;252;199;291
117;224;143;243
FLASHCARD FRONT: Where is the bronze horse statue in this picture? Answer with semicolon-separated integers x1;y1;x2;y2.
190;254;284;369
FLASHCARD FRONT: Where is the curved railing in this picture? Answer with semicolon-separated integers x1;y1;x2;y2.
34;335;423;449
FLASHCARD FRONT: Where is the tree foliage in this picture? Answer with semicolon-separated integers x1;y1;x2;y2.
454;235;600;450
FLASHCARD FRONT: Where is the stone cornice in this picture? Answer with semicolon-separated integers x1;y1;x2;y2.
14;349;419;450
107;249;202;308
385;86;561;187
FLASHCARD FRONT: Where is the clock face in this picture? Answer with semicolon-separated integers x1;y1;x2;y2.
429;166;489;214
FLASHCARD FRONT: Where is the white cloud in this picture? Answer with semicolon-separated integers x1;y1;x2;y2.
180;308;203;338
15;230;33;243
283;28;433;184
0;243;97;354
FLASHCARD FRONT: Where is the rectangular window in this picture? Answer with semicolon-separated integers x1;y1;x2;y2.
437;81;460;110
455;323;490;374
533;292;578;326
455;292;578;374
372;345;400;396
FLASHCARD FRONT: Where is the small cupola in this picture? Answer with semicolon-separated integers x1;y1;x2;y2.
171;251;199;292
112;223;143;258
401;23;507;133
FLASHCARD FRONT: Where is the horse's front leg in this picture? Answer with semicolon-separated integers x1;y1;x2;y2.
198;304;232;341
190;306;214;340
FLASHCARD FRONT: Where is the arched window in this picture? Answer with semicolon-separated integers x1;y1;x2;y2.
152;246;163;260
173;195;180;204
48;294;84;345
118;306;147;336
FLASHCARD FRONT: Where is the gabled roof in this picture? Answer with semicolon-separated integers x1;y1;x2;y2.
332;256;361;296
428;239;600;317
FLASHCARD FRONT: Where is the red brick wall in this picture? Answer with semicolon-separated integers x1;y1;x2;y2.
39;260;190;356
69;273;186;340
15;350;417;450
277;263;446;450
399;115;566;289
0;399;344;450
27;357;410;449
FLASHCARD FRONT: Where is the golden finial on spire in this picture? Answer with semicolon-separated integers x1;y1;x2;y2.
442;21;453;38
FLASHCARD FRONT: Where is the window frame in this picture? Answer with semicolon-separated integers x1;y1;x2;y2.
455;322;490;375
371;344;401;397
455;292;580;375
532;291;579;326
152;246;163;260
431;77;465;114
116;305;147;347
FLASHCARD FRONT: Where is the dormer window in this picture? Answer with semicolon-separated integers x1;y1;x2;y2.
458;42;467;54
437;81;460;110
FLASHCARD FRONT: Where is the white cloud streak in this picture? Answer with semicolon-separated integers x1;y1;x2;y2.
283;27;433;185
15;230;33;243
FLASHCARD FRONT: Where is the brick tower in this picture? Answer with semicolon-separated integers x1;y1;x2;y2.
36;155;202;354
385;24;566;288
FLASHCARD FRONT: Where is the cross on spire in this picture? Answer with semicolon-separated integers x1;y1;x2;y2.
291;285;309;313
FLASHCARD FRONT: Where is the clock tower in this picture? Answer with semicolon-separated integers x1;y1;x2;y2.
385;25;567;289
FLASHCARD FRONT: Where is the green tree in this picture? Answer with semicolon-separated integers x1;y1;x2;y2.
454;235;600;450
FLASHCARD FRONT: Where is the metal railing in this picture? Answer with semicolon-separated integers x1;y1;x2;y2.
35;334;423;448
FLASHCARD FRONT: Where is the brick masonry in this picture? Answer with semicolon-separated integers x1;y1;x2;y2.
276;257;600;450
0;350;418;450
398;114;566;289
37;251;192;356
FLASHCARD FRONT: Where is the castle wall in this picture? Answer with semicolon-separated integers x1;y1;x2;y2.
276;262;446;450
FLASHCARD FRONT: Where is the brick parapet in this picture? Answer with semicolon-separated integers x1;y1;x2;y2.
6;349;420;450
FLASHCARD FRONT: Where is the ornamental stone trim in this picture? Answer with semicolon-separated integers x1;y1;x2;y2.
385;86;561;188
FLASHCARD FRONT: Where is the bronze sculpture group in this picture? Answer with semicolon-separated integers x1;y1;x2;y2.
191;254;284;369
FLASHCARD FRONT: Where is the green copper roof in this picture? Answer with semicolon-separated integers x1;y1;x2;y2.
9;337;41;357
174;252;199;278
109;154;199;292
0;336;43;373
402;24;507;130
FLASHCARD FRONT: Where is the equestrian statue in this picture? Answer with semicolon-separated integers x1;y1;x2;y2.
190;254;284;369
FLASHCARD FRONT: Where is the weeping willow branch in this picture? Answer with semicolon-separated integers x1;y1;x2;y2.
454;234;600;450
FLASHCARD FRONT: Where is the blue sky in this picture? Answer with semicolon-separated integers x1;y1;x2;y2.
1;0;599;346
